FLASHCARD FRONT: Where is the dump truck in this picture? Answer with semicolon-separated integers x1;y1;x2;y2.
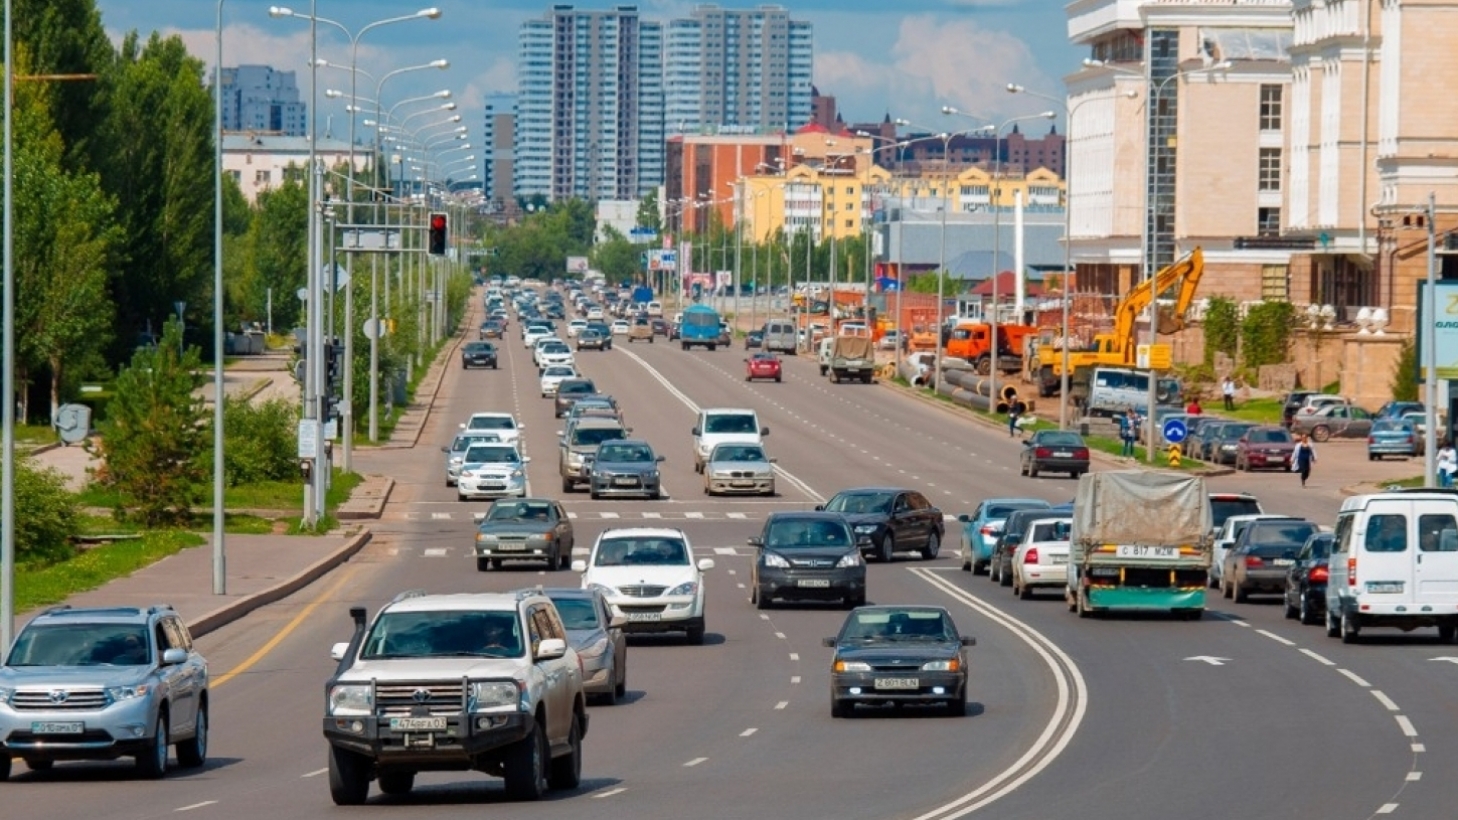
1066;470;1213;619
945;322;1038;376
828;335;876;384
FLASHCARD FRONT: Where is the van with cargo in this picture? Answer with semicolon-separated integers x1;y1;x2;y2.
1326;489;1458;643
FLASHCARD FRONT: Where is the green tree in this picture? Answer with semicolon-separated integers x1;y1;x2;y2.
593;227;641;284
13;0;113;171
1203;296;1240;366
238;176;308;330
207;397;298;485
905;272;944;294
1240;301;1296;370
1391;336;1419;403
93;318;207;526
635;190;662;234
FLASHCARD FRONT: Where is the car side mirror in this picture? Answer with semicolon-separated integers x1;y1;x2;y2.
161;648;189;665
656;455;665;463
440;446;449;453
761;427;770;436
822;637;838;648
769;457;778;463
747;536;764;547
330;642;350;662
692;427;701;436
957;514;970;523
535;638;568;661
697;558;716;571
571;559;587;572
960;636;977;647
814;504;825;511
608;615;628;629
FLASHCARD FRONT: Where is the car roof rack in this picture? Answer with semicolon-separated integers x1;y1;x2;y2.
41;606;145;618
1390;487;1458;496
389;589;430;605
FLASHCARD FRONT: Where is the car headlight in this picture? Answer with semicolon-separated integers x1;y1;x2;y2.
921;658;960;672
834;660;871;672
475;533;497;543
836;551;863;568
588;582;616;596
450;456;464;466
579;638;610;661
645;470;659;479
854;524;878;534
667;581;699;596
711;470;731;479
762;552;790;568
469;681;522;712
104;684;152;702
0;685;14;704
510;469;524;479
328;684;373;717
569;453;584;465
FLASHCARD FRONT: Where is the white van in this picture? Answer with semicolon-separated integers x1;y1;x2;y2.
1327;490;1458;643
647;300;664;317
1084;366;1182;418
762;321;797;353
691;408;768;474
817;337;835;377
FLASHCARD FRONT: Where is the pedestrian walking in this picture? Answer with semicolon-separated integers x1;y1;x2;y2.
1438;440;1457;489
1119;407;1139;457
1221;376;1236;411
1007;391;1026;438
1292;433;1317;488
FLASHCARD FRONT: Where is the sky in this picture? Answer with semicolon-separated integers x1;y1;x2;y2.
93;0;1081;177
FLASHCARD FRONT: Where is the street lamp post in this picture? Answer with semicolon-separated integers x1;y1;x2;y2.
2;0;16;647
210;0;229;595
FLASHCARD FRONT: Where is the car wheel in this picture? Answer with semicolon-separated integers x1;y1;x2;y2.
1222;578;1233;599
590;489;601;500
752;585;769;610
988;557;1000;584
1299;594;1319;626
921;531;941;560
1311;425;1332;443
945;692;967;717
615;663;627;700
1326;609;1341;638
1000;561;1013;587
776;375;782;382
176;703;207;768
561;477;573;493
27;759;52;771
136;713;169;779
880;533;895;563
1233;581;1249;603
831;699;850;719
1341;610;1361;644
686;624;706;645
548;714;582;791
1018;575;1033;600
327;745;371;806
1076;589;1091;618
1440;623;1457;643
1029;462;1040;478
503;720;550;801
477;557;490;572
1284;594;1299;620
377;771;415;796
1019;460;1027;477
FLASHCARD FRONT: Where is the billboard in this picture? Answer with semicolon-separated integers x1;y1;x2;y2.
1418;281;1458;379
566;256;590;274
647;249;678;272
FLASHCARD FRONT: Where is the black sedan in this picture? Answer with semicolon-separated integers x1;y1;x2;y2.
461;341;498;369
1284;532;1333;625
1208;422;1256;465
818;487;945;563
1223;518;1319;603
1019;430;1090;478
472;497;574;571
553;377;598;418
748;512;866;609
651;318;669;336
479;319;505;339
577;328;610;351
823;605;974;718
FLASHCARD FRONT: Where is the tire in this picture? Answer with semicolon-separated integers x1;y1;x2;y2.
1299;593;1319;626
752;584;768;610
136;713;169;779
176;703;207;768
503;720;550;801
1233;581;1249;603
1017;575;1032;600
1284;595;1299;620
590;489;600;500
1076;590;1091;618
327;745;370;806
561;476;573;493
27;759;53;771
477;557;490;572
548;714;583;791
1000;561;1014;587
819;366;828;376
377;771;415;796
1222;578;1233;599
1341;610;1361;644
1311;425;1332;443
686;622;706;645
945;694;966;717
1326;609;1341;638
649;337;654;344
961;558;972;572
709;344;716;351
1029;462;1039;478
615;663;627;700
1440;623;1457;644
831;699;850;718
776;375;782;383
921;531;941;560
988;556;1000;584
880;533;895;563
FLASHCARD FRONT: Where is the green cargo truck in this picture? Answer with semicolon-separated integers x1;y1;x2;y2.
1066;470;1212;619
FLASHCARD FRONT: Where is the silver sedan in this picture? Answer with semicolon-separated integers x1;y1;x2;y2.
703;442;776;497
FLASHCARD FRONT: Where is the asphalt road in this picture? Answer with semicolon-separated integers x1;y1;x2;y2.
12;303;1456;820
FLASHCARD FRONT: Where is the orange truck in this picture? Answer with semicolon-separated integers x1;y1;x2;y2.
944;322;1039;375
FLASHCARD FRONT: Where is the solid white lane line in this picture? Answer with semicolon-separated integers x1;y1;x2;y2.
1371;690;1400;712
301;768;328;778
1339;668;1372;688
683;757;708;767
1256;629;1295;647
1299;648;1336;666
1395;715;1418;737
774;701;789;710
740;727;758;737
174;802;218;813
593;787;628;799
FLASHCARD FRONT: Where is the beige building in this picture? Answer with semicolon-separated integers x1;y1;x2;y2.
222;134;365;203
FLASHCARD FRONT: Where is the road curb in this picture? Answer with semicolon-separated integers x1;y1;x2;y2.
239;377;273;402
337;476;395;520
375;311;475;451
188;528;373;639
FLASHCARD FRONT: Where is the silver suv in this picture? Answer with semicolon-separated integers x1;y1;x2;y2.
322;590;588;804
0;604;210;779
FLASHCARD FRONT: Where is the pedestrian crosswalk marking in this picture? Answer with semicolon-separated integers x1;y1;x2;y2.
726;512;747;519
686;512;705;519
713;547;739;556
423;548;448;557
432;512;451;520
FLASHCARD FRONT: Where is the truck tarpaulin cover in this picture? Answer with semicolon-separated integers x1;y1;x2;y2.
1071;470;1211;547
832;336;875;360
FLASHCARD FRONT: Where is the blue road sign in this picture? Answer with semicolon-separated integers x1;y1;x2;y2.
1163;417;1188;444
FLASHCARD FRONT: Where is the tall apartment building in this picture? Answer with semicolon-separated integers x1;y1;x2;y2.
1063;0;1295;304
515;5;664;201
664;4;814;135
483;93;517;208
219;65;307;136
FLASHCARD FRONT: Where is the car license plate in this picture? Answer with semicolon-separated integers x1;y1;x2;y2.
1273;559;1295;567
31;721;83;734
1115;545;1178;559
1054;451;1072;457
797;578;832;588
495;542;527;551
390;717;446;732
847;367;861;373
614;477;638;486
873;678;919;690
1051;555;1068;564
1367;581;1404;594
731;481;756;488
626;612;662;622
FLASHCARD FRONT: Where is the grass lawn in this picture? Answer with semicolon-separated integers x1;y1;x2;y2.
76;469;363;512
1223;398;1284;425
15;530;205;612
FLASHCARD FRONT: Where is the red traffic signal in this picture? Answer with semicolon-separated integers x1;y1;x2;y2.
428;212;448;255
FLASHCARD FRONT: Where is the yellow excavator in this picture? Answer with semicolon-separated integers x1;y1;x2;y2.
1034;247;1204;397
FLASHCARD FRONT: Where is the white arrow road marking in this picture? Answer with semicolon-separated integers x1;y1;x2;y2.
174;803;218;813
1428;656;1458;664
1184;656;1230;666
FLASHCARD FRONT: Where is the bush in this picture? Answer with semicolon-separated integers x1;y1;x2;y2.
1391;337;1418;402
1203;296;1240;366
15;457;79;565
1240;301;1296;370
208;396;299;485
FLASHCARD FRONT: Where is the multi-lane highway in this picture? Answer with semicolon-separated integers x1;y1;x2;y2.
9;296;1455;820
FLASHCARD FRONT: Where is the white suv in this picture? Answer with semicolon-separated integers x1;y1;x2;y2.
691;408;769;474
460;412;524;447
572;528;714;644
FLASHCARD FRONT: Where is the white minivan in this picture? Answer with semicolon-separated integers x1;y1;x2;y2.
1327;490;1458;643
691;408;768;474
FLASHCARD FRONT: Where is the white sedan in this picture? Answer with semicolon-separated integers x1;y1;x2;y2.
566;319;588;338
1010;516;1073;600
540;365;578;397
611;319;631;336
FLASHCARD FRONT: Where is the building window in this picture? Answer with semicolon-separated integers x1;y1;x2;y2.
1258;148;1282;191
1261;264;1289;300
1257;207;1281;237
254;169;271;185
1259;84;1283;131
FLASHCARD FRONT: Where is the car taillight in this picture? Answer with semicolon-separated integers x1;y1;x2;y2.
1074;448;1089;459
1310;566;1329;583
980;525;998;536
1245;556;1264;567
1035;447;1052;458
1024;548;1039;564
1348;557;1357;586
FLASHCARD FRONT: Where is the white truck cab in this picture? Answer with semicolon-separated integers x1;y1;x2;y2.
1327;490;1458;644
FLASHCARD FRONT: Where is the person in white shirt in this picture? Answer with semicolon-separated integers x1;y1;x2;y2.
1438;441;1457;489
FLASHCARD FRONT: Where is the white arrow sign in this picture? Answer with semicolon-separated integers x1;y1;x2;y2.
1184;656;1231;666
1428;657;1458;664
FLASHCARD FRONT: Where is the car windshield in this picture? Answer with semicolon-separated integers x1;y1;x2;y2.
1210;497;1262;528
572;402;613;416
1030;520;1072;542
469;416;516;431
1307;535;1333;559
549;598;599;630
464;446;521;464
453;433;500;453
544;366;576;377
766;518;853;548
572;427;626;446
361;610;523;659
986;502;1048;520
593;537;690;566
1219;424;1255;440
1247;429;1291;443
704;413;758;434
541;343;569;353
7;623;151;666
597;444;654;463
1037;432;1084;447
561;381;595;394
465;343;493;353
1372;420;1408;433
1247;521;1318;548
684;311;718;327
713;445;768;462
824;492;895;515
841;609;953;642
486;501;552;521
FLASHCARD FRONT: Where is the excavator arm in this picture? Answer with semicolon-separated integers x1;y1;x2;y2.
1156;247;1204;335
1110;247;1204;354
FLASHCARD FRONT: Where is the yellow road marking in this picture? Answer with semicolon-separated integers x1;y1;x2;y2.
212;564;361;689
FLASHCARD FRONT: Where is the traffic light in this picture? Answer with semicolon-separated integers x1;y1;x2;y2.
428;212;447;255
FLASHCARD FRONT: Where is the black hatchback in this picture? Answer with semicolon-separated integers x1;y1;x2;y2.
748;512;866;608
818;487;945;563
461;341;498;369
1283;532;1333;625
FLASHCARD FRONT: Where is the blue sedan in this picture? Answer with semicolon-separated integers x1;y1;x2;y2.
957;497;1052;574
